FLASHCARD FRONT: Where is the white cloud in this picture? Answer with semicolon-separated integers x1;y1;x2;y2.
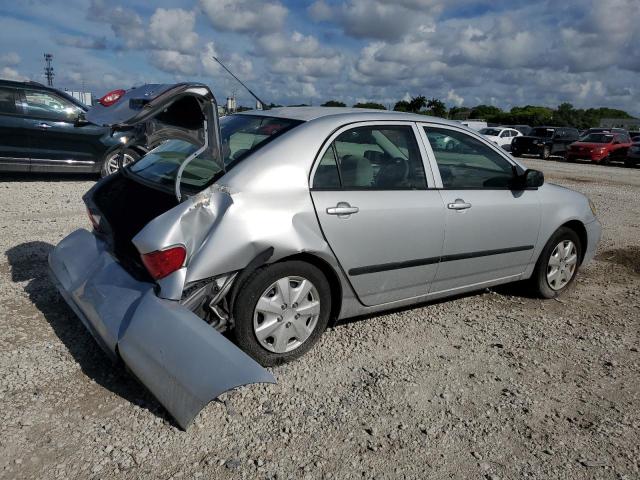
446;89;464;106
149;8;199;53
150;50;199;76
0;66;27;81
0;52;21;66
199;0;288;34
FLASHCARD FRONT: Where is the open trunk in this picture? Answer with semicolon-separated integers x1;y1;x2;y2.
89;173;179;280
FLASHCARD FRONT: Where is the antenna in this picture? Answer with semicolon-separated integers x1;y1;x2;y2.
212;56;269;110
44;53;54;86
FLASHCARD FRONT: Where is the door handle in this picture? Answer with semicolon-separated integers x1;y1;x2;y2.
326;202;359;217
38;123;52;129
447;199;472;211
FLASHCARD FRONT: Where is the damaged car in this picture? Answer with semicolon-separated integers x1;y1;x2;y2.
49;83;602;429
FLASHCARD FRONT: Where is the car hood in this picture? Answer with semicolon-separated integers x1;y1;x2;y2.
87;83;224;175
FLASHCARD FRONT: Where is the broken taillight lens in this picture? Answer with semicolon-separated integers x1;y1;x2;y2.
140;246;187;280
98;89;126;107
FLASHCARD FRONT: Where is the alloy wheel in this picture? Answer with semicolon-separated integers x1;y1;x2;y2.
105;152;135;175
546;240;578;291
253;276;321;353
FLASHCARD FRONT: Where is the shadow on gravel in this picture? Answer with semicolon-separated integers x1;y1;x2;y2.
596;247;640;275
5;241;173;426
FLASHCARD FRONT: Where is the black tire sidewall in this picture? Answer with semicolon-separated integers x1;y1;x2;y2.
232;261;332;366
532;227;582;298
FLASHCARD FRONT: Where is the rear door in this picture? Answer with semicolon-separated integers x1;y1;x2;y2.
0;85;30;172
19;88;105;171
419;124;541;293
310;122;445;306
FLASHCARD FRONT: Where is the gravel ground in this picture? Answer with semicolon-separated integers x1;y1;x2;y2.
1;159;639;480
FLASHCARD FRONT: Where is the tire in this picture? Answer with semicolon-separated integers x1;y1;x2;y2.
540;146;550;160
232;261;332;366
624;158;634;168
529;227;582;299
100;148;140;177
511;151;520;158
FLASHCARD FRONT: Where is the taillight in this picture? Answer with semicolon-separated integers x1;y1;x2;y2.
140;246;187;280
98;89;126;107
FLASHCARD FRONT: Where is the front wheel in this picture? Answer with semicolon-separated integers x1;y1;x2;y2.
529;227;582;298
232;261;331;366
100;148;140;177
540;146;550;160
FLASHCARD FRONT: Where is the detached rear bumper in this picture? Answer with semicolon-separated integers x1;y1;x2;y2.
49;229;275;429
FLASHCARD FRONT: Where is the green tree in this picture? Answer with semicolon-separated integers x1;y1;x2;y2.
353;102;386;110
393;100;410;112
469;104;502;120
321;100;346;107
426;98;447;118
449;106;472;120
408;95;427;113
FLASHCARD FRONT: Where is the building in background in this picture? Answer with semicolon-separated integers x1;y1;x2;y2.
64;90;93;106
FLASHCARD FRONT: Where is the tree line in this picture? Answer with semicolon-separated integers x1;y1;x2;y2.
317;97;635;129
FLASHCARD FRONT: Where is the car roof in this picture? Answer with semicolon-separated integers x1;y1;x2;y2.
236;106;464;127
0;79;87;110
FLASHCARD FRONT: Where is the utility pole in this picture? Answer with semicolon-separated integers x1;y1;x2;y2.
44;53;54;86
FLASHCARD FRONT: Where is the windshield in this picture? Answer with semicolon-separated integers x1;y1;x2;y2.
579;133;614;143
129;114;302;191
530;128;554;138
479;128;502;136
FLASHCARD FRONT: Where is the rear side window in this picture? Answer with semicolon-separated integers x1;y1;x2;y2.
0;87;18;114
313;125;427;190
424;127;514;189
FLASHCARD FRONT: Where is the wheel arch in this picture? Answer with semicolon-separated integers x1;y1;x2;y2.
275;252;343;326
560;220;588;264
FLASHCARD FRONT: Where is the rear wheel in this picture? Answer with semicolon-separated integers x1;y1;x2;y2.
100;149;140;177
232;261;331;366
624;158;634;168
529;227;581;298
601;154;611;166
540;146;550;160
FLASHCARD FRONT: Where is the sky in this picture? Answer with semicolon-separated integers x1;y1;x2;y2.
0;0;638;115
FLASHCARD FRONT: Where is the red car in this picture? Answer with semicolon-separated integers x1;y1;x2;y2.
566;132;632;165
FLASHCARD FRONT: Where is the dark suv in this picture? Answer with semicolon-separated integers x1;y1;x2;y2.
511;126;580;159
0;80;144;176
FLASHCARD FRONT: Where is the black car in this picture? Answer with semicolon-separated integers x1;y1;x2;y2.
503;124;532;136
511;126;580;159
0;80;146;176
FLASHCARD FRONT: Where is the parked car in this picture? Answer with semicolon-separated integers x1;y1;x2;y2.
511;126;580;159
49;83;601;429
580;127;629;139
460;120;488;131
478;127;522;149
0;80;146;176
625;139;640;167
503;124;532;136
566;132;632;165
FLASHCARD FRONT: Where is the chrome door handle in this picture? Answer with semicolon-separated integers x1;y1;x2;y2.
447;199;472;210
38;123;52;129
326;202;359;217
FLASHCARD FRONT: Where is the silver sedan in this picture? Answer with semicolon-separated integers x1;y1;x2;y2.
49;83;601;428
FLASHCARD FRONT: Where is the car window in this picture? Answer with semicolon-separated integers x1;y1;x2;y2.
424;127;515;189
0;87;19;114
312;147;341;189
22;90;82;121
323;125;426;190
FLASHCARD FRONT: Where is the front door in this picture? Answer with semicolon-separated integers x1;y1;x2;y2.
310;122;445;306
420;125;541;293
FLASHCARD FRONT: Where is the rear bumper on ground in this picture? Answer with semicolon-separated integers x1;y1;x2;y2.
49;228;275;429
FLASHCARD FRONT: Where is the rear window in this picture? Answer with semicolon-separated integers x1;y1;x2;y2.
128;114;302;191
531;128;554;138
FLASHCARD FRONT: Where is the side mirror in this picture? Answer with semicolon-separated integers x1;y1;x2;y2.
513;168;544;189
75;112;89;126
